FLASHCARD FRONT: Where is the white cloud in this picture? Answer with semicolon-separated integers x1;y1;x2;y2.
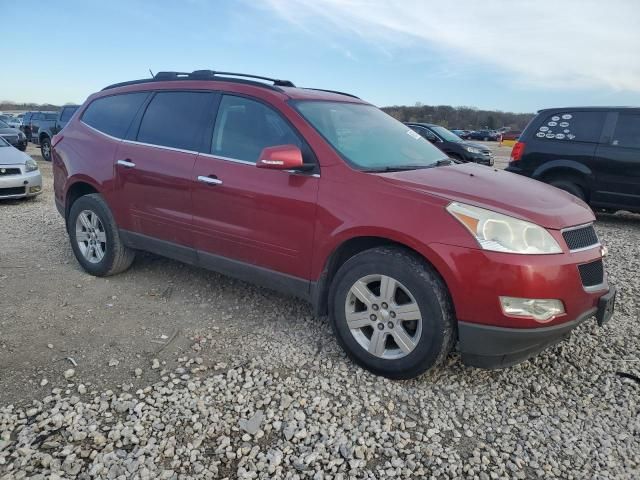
266;0;640;92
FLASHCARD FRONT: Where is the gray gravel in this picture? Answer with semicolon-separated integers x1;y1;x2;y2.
1;147;639;478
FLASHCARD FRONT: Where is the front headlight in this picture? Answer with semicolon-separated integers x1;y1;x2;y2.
25;158;38;172
465;146;482;154
446;202;562;254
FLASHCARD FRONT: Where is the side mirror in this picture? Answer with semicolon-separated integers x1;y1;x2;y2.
257;144;311;171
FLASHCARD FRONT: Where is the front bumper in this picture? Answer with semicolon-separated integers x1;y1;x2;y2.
0;168;42;199
459;285;615;368
466;152;494;166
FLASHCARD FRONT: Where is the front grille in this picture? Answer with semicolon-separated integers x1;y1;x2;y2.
578;259;604;288
0;167;21;176
563;225;599;251
0;186;26;196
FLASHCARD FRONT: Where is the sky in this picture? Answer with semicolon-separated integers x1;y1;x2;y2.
2;0;639;113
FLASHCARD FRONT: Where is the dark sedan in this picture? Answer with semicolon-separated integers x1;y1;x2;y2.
0;120;27;151
406;123;494;165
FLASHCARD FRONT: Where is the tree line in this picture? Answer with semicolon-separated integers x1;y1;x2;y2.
382;103;534;131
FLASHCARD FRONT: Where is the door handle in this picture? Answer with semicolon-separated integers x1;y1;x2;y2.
197;175;223;186
117;159;136;168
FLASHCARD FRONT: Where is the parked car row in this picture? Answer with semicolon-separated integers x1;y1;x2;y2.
12;106;80;160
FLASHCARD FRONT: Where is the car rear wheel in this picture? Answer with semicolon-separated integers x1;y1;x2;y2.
68;194;135;276
329;247;455;379
549;180;586;202
40;137;51;161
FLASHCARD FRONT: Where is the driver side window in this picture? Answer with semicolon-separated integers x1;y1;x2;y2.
212;95;302;163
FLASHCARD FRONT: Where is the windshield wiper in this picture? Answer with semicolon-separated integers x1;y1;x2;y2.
364;165;429;173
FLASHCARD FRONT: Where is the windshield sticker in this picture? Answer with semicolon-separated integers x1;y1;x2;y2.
406;129;421;140
555;133;565;139
559;122;569;128
562;114;572;120
536;132;546;138
539;126;549;132
551;116;560;121
546;133;556;139
567;134;576;140
564;129;571;133
548;121;558;127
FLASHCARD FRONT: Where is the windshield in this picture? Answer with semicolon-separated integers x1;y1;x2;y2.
430;125;463;143
0;136;9;147
294;101;448;170
0;120;9;128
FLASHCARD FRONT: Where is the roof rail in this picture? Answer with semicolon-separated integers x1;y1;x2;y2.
102;70;295;91
304;88;360;99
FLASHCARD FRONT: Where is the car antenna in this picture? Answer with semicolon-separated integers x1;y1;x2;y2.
149;68;154;77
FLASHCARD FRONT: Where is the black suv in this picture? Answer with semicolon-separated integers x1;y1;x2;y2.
37;105;79;161
406;123;494;165
506;107;640;213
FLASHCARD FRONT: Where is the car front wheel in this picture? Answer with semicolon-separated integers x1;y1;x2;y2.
329;247;455;379
68;194;135;276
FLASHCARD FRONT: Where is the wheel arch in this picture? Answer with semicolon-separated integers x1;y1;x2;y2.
311;234;455;318
533;160;593;199
64;180;100;225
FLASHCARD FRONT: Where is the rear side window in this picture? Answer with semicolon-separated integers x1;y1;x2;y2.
60;107;78;122
82;92;149;139
211;95;302;162
32;113;43;121
136;91;213;151
534;111;605;143
44;113;57;120
611;113;640;149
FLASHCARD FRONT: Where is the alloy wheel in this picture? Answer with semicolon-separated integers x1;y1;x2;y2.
75;210;107;264
344;274;423;359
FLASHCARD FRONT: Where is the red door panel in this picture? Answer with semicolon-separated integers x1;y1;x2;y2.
113;141;196;247
191;154;319;279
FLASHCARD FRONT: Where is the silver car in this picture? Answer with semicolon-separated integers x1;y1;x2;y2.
0;136;42;199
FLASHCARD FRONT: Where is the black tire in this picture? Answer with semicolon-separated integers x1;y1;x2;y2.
40;137;51;161
68;193;135;276
18;145;27;152
328;247;455;379
549;180;586;202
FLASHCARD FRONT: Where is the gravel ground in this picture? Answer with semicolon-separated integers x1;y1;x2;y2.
1;144;638;479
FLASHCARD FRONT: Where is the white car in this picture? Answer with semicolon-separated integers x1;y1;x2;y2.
0;136;42;199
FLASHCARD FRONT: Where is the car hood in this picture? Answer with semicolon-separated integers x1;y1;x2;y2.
0;146;30;165
380;163;594;229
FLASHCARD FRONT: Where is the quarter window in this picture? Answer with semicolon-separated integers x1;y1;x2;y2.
137;91;214;151
534;111;605;143
211;95;302;163
82;92;149;139
611;114;640;149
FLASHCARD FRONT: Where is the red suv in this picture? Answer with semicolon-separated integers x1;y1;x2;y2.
52;70;616;378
